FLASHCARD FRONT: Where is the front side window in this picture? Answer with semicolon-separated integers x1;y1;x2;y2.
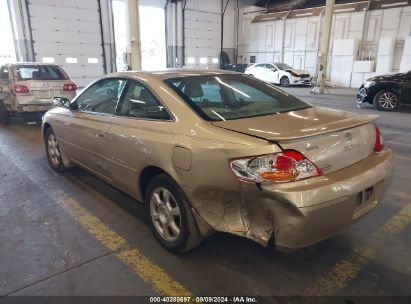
165;74;310;121
76;78;127;115
119;81;170;120
14;65;68;81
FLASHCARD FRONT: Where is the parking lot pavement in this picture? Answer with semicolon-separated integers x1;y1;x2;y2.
0;87;410;300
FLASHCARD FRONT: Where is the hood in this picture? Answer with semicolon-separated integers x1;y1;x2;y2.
211;106;379;141
367;72;405;82
285;69;309;75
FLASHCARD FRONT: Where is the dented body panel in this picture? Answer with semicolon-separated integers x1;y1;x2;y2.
42;69;394;251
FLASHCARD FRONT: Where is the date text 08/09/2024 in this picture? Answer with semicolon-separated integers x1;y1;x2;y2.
149;297;258;303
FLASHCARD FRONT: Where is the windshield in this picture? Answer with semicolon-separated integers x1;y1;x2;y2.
275;63;292;70
164;74;310;121
14;65;68;81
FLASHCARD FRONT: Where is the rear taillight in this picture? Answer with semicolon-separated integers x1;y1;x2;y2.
63;83;77;91
13;84;29;94
374;126;384;152
230;150;321;183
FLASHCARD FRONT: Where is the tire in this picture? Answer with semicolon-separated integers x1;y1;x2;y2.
0;100;10;125
374;89;399;112
45;127;69;172
280;76;290;87
145;174;203;253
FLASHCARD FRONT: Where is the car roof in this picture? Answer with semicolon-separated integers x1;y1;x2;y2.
4;62;60;67
251;62;286;65
107;69;240;81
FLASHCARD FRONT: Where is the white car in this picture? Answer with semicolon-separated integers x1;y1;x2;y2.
244;63;311;87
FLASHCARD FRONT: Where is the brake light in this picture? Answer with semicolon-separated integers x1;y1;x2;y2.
374;126;384;152
63;83;77;91
230;150;321;183
13;84;29;94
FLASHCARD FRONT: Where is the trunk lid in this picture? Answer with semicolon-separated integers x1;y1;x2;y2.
26;80;67;99
15;80;69;105
212;107;379;174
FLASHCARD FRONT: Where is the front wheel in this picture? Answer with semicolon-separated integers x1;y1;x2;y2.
45;127;69;172
280;76;290;87
145;174;203;253
374;90;399;111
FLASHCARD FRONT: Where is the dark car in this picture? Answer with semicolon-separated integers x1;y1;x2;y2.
357;70;411;111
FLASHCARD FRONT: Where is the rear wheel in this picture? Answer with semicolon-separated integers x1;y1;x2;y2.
0;100;10;125
374;90;399;111
45;127;69;172
280;76;290;87
145;174;203;253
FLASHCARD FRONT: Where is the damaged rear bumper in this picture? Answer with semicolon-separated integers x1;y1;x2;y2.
190;149;394;250
15;103;52;112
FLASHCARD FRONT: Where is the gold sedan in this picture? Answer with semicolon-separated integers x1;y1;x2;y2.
42;70;394;253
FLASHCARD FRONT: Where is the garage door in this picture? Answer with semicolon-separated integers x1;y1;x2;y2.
27;0;105;87
184;9;221;68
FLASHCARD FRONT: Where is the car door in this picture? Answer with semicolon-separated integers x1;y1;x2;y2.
402;71;411;104
55;78;127;181
264;64;278;83
269;64;281;84
253;64;267;81
108;80;173;198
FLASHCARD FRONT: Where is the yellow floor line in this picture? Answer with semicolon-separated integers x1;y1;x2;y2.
304;192;411;296
57;195;193;297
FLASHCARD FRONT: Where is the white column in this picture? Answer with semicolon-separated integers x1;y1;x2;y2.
319;0;334;94
126;0;142;70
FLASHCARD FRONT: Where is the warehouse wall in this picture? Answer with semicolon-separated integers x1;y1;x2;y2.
165;0;237;68
239;5;411;87
7;0;116;87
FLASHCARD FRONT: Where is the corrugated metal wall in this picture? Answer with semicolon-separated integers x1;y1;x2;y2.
241;5;411;87
27;0;105;87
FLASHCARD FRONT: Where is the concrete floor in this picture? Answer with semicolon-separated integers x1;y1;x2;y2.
1;86;411;301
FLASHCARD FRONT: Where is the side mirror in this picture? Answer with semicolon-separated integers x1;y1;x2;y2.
52;97;70;109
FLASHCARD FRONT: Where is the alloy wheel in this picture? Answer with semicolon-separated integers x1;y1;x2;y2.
281;77;290;87
149;187;182;242
378;92;398;110
47;133;62;167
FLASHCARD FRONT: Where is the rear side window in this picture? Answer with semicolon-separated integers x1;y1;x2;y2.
119;80;170;120
14;65;68;81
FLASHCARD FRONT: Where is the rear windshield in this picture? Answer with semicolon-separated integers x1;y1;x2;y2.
14;65;68;81
164;74;310;121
